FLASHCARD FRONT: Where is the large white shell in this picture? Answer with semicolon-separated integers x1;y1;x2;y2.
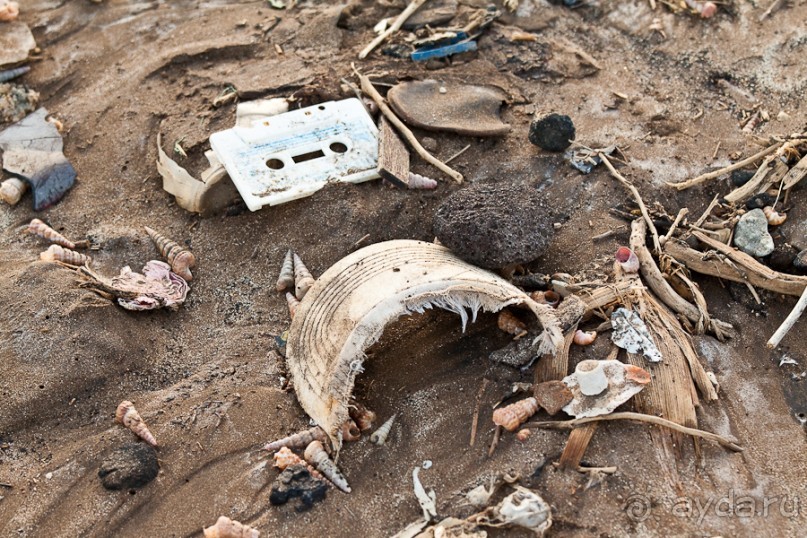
561;360;651;418
286;240;563;451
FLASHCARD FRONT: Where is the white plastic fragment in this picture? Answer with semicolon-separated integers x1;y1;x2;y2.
610;307;663;362
412;467;437;522
234;98;290;128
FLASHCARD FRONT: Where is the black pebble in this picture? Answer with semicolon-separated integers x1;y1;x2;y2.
269;464;328;511
529;113;575;152
730;169;755;187
794;250;807;272
769;243;798;272
745;193;776;210
98;443;159;491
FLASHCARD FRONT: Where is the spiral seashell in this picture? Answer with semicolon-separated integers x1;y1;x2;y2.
497;310;528;339
115;401;158;447
516;428;532;442
203;516;260;538
304;440;351;493
263;426;328;453
0;1;19;22
0;178;27;205
530;290;560;307
369;414;396;445
341;419;362;442
27;219;76;249
348;402;376;432
286;292;300;319
40;244;92;267
492;397;539;432
272;447;325;480
276;249;295;292
145;226;196;281
615;247;640;274
293;253;315;300
573;330;597;346
407;172;438;190
762;206;787;226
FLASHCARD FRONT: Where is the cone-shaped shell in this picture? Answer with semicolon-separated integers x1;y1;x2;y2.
115;400;158;447
369;414;396;445
286;240;563;451
263;426;328;453
27;219;76;249
203;516;260;538
276;249;295;292
293;253;315;300
40;244;92;266
286;292;300;319
492;397;539;432
145;226;196;281
304;440;351;493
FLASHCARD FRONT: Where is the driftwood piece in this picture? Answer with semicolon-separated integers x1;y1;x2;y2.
667;143;780;190
767;287;807;349
781;153;807;190
723;157;788;203
358;0;429;59
377;116;410;187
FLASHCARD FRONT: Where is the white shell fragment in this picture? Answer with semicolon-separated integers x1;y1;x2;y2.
286;240;563;450
471;486;552;536
412;467;437;521
370;414;396;445
610;307;663;362
561;360;651;419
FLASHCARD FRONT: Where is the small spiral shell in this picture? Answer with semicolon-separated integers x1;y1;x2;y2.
40;244;92;266
615;247;640;273
293;253;315;300
530;290;560;307
286;292;300;319
498;310;528;338
263;426;328;453
762;206;787;226
341;419;362;442
407;172;438;190
203;516;260;538
115;401;158;447
573;330;597;346
276;249;295;292
27;219;76;249
516;428;532;442
369;414;396;445
492;397;539;432
145;226;196;281
348;402;376;432
0;178;27;205
304;440;351;493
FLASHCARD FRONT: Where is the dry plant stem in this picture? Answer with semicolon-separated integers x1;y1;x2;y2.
526;412;743;452
759;0;785;20
766;287;807;349
668;143;780;190
469;378;489;447
661;208;689;245
598;153;661;254
781;153;807;190
358;0;429;59
444;144;471;165
723;157;788;204
358;73;463;183
693;195;719;229
488;425;501;458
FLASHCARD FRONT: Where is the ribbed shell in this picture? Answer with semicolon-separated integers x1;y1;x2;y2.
145;226;196;281
27;219;75;249
203;516;260;538
304;441;351;493
492;397;539;432
0;178;27;204
115;400;158;447
369;414;396;445
286;292;300;319
263;426;328;453
276;249;295;292
40;244;92;266
293;253;315;300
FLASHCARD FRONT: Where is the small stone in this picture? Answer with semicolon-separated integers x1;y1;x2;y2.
794;250;807;272
98;443;159;491
745;193;776;210
533;380;573;415
433;182;554;268
730;169;755;187
489;337;539;368
769;243;798;272
529;113;575;152
269;464;328;511
421;136;439;153
733;208;774;257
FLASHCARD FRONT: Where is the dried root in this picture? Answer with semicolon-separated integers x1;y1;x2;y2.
304;440;351;493
145;226;196;281
492;397;539;432
203;516;260;538
115;400;158;447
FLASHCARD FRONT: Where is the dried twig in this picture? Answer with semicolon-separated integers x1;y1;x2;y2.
759;0;785;21
359;0;429;59
661;208;688;245
357;71;463;183
526;412;743;452
488;425;501;457
667;143;780;190
767;287;807;349
445;144;471;165
470;378;489;447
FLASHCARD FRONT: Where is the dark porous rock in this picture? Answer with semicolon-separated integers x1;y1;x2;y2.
731;169;756;187
529;113;575;152
98;443;159;491
745;193;776;210
769;243;798;272
794;249;807;272
269;464;328;511
433;182;554;269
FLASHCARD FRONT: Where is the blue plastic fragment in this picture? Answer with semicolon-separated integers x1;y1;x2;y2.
411;40;477;62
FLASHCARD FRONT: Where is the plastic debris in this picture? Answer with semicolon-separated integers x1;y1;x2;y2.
569;145;615;174
561;360;651;418
610;307;663;362
0;108;76;210
78;260;189;311
412;39;477;62
210;98;379;211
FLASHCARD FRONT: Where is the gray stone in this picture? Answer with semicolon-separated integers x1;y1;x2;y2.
794;249;807;271
433;182;554;268
733;208;774;257
98;443;159;490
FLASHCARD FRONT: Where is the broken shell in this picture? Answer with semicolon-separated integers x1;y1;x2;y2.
40;244;92;266
286;240;563;451
762;206;787;226
529;290;560;307
615;247;640;273
573;330;597;346
145;226;196;281
498;310;528;338
492;397;539;432
285;292;300;319
272;447;325;480
516;428;531;442
561;360;651;419
304;440;351;493
348;402;376;432
471;486;552;535
341;419;362;442
203;516;260;538
575;360;608;396
370;414;396;445
263;426;328;453
0;177;28;205
114;400;158;447
276;249;295;292
27;218;76;249
293;253;315;300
